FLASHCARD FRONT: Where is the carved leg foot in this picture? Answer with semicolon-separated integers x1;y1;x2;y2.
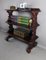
5;35;12;41
26;42;34;53
26;47;31;53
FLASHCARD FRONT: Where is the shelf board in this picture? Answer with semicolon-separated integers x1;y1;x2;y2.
5;8;41;12
8;33;30;44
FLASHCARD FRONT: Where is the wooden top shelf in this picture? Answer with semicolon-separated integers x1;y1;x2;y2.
5;8;41;12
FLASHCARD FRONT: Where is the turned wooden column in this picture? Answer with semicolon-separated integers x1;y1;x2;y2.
31;8;40;42
26;8;40;53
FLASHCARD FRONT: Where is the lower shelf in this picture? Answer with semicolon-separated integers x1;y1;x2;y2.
6;33;31;44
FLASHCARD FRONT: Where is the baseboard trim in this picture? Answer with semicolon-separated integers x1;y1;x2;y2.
37;44;46;50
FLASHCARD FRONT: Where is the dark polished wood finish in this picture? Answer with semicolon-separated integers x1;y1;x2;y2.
5;8;40;53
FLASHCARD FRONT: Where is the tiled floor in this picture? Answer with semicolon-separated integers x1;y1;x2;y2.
0;31;46;60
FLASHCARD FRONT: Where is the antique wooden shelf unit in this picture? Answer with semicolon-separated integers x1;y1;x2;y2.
5;7;40;53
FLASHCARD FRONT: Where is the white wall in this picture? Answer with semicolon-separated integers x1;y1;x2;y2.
0;0;46;49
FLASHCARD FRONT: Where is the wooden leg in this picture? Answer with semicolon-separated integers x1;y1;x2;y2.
26;42;37;53
26;42;33;53
26;46;32;53
5;35;12;41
